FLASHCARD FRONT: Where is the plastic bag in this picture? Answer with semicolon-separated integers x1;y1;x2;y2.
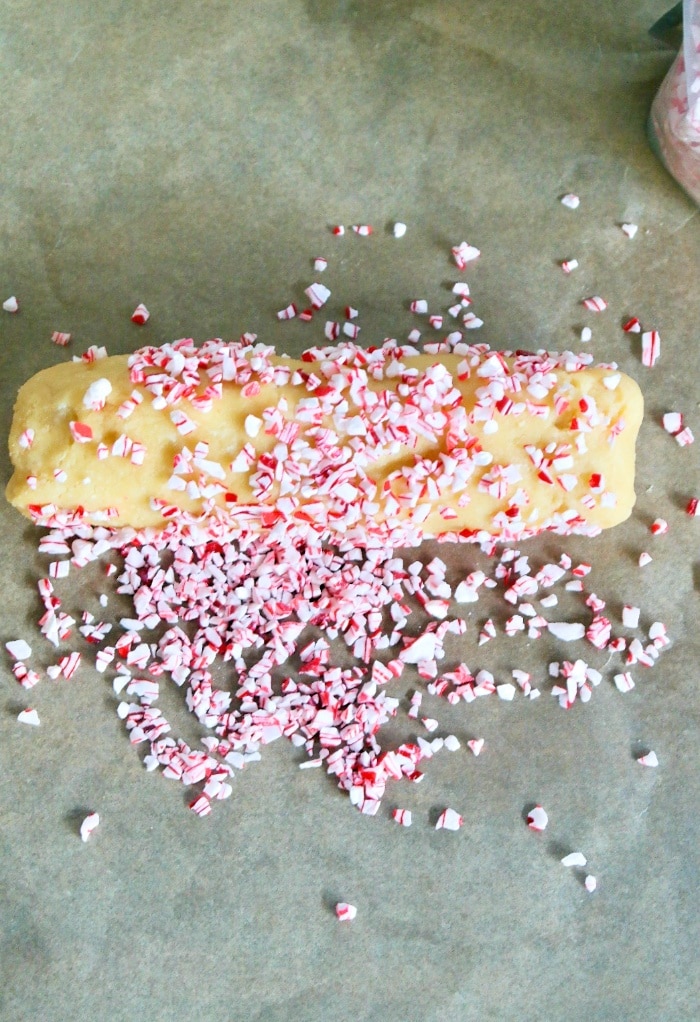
649;0;700;204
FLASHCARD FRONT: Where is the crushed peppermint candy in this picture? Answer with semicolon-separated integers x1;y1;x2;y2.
335;902;357;920
3;295;19;313
17;708;40;726
636;750;659;768
582;296;608;313
131;303;150;325
80;812;100;842
527;805;549;832
560;193;580;209
435;808;463;831
561;851;587;867
393;222;407;238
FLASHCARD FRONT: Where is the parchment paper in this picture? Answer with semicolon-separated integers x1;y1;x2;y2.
1;2;698;1020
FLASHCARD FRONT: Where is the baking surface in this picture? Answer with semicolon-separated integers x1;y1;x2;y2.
1;2;699;1020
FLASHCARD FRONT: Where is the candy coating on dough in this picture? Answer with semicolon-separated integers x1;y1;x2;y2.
6;338;643;544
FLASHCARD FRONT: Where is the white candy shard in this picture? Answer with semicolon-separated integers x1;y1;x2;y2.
6;639;32;661
444;734;461;752
584;875;597;892
83;377;112;411
17;708;40;726
80;812;100;842
467;738;484;757
244;415;262;438
561;193;580;209
662;412;683;435
547;622;585;642
622;605;641;629
393;222;407;238
621;223;638;239
3;296;19;313
637;750;659;768
497;683;516;701
561;851;587;867
580;327;592;342
527;805;549;831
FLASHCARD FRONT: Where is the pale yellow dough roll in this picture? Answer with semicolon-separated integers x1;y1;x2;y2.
6;339;643;542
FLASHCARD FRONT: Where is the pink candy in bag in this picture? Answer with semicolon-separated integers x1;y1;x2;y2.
649;0;700;203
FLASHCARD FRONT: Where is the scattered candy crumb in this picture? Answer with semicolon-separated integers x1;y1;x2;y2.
335;902;357;921
561;851;587;867
131;303;150;325
80;812;100;842
435;808;463;831
527;805;549;832
17;708;40;726
637;751;659;768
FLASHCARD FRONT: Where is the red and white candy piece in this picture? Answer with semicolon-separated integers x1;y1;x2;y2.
641;330;661;367
560;193;580;209
686;497;700;517
675;427;694;447
3;296;19;313
582;296;608;313
352;225;372;236
305;282;331;309
131;303;150;324
636;750;659;768
410;299;428;314
623;317;641;333
69;421;93;443
335;902;357;921
331;224;345;235
277;303;297;321
614;671;635;693
189;794;212;817
17;708;40;726
80;812;100;842
561;259;579;274
467;738;484;757
18;429;35;449
51;331;72;346
313;257;328;272
527;805;549;832
392;808;412;826
451;241;480;269
561;851;587;867
435;807;463;831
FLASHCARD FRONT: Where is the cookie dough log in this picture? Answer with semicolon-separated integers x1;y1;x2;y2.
6;339;643;542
